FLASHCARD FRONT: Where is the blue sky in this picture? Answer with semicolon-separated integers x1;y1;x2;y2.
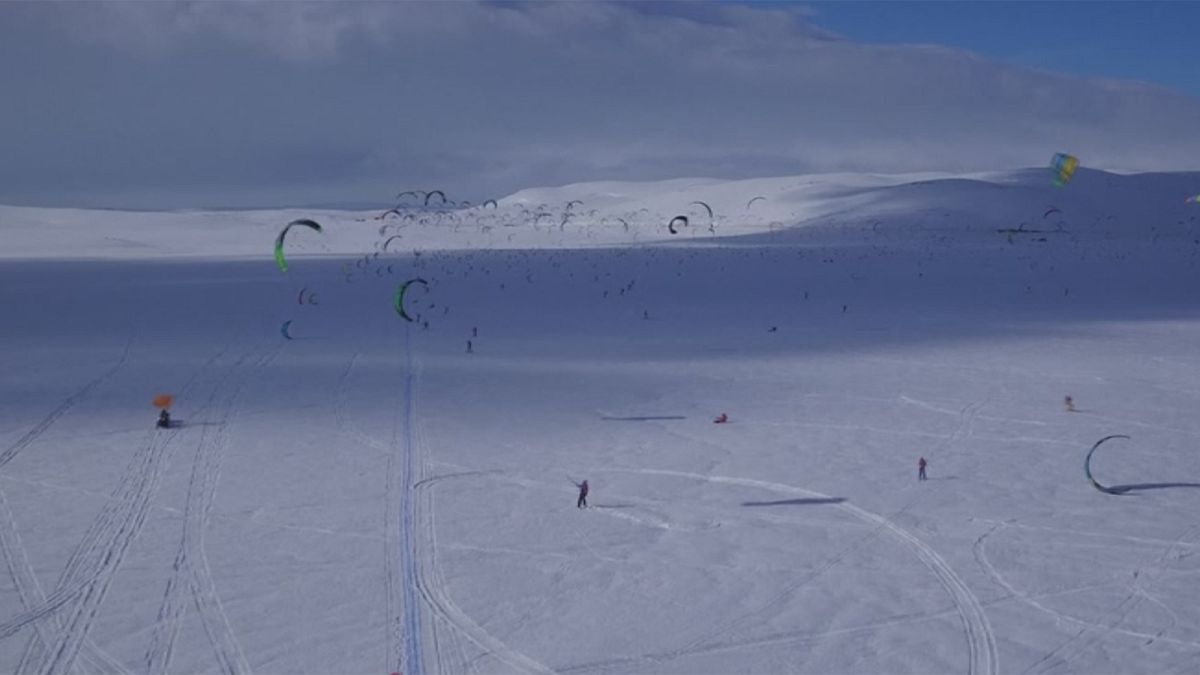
2;1;1198;209
799;1;1200;98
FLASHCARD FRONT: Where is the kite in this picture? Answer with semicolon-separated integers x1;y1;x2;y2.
280;320;295;340
274;219;322;272
1085;434;1130;494
1043;207;1062;219
1186;195;1199;203
1050;153;1079;187
395;278;429;322
424;190;447;207
152;394;175;410
382;234;404;251
668;215;688;235
483;199;498;209
746;196;766;210
690;201;716;233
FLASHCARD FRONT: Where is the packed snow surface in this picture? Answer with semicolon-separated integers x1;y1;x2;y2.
2;167;1200;674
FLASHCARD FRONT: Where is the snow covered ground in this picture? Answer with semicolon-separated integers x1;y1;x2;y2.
2;167;1200;674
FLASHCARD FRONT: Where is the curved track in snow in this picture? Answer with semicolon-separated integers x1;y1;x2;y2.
594;467;998;675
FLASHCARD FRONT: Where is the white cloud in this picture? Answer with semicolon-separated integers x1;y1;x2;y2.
2;1;1198;207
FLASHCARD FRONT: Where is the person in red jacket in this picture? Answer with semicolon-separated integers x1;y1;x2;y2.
918;457;927;481
576;480;589;509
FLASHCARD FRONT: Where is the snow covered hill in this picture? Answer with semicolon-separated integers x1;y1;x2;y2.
2;168;1199;674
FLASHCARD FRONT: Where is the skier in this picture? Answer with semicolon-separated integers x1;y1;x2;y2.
1064;395;1075;412
918;457;927;481
576;480;589;509
156;409;171;429
714;413;728;424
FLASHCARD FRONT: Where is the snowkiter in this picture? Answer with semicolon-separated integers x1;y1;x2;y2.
157;409;171;429
576;480;589;509
714;413;728;424
918;457;927;481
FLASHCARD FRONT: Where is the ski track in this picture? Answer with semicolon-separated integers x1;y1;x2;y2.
398;326;424;675
1010;522;1200;674
333;352;404;671
0;343;246;675
143;345;278;675
35;344;262;675
594;467;998;675
338;347;550;675
0;336;136;675
972;522;1200;655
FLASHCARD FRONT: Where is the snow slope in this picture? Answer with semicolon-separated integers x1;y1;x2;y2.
2;168;1200;674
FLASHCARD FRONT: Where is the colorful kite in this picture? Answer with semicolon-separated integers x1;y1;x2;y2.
274;219;322;272
1050;153;1079;187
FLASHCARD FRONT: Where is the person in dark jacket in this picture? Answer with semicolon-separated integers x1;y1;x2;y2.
918;457;927;481
576;480;589;509
157;409;171;429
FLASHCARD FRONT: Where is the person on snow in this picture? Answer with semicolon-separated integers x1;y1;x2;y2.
918;456;927;481
576;479;589;509
1064;395;1075;412
157;409;171;429
714;413;728;424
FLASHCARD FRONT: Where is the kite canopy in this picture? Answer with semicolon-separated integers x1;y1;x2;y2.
1043;206;1062;219
274;219;323;272
1186;195;1199;203
280;320;295;340
746;196;766;210
152;394;175;410
1085;434;1131;494
667;215;688;235
395;278;429;322
1050;153;1079;187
